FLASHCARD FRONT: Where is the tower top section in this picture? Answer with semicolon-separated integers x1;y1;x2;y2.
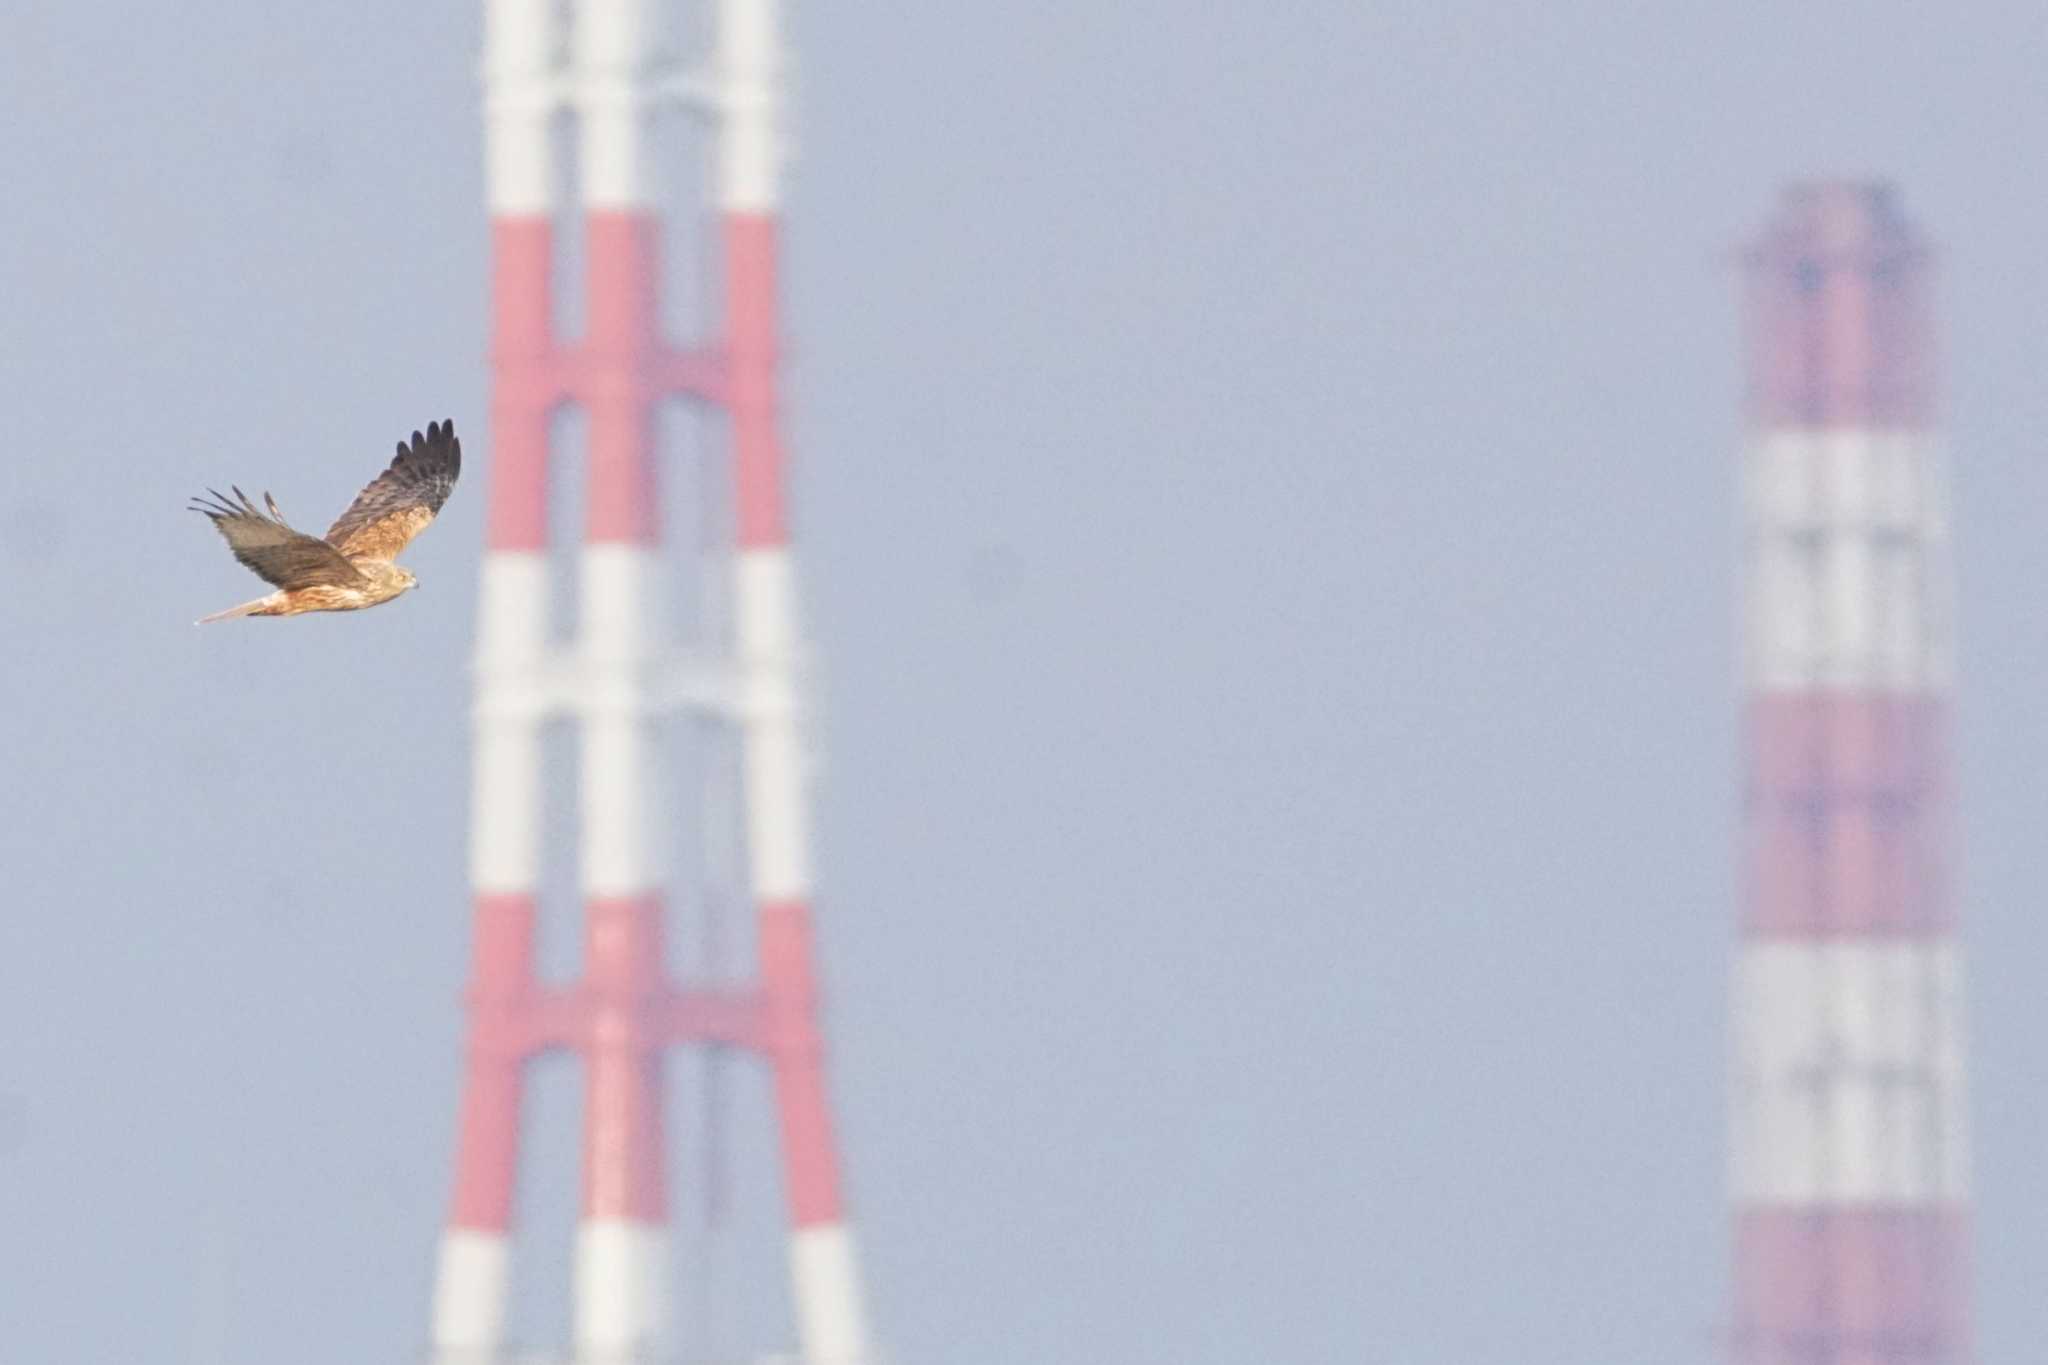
1741;180;1938;429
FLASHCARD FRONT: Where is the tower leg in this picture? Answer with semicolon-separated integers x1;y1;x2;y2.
576;203;673;1354
576;898;673;1362
431;894;535;1364
575;534;674;1360
762;895;871;1365
722;48;875;1335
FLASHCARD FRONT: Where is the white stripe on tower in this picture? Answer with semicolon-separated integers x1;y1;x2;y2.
1731;942;1968;1203
572;0;672;1360
472;553;553;889
483;0;560;219
1744;428;1952;695
1731;182;1971;1364
576;0;662;211
580;545;670;896
722;2;873;1362
717;0;786;215
432;1;560;1361
735;550;809;896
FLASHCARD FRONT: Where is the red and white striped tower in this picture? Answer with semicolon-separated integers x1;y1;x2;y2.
430;1;875;1361
1730;182;1972;1364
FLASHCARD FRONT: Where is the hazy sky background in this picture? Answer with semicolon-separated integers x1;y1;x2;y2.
5;4;2048;1362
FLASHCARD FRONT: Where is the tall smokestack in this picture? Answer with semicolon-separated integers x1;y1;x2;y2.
1730;181;1972;1364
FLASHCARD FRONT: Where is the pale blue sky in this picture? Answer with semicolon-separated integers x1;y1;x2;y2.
5;4;2048;1362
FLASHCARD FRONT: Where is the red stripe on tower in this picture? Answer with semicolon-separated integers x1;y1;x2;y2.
760;896;847;1226
1730;182;1972;1365
448;894;538;1231
729;213;788;548
486;218;556;552
584;211;663;545
1745;695;1950;937
1735;1211;1972;1353
581;893;670;1223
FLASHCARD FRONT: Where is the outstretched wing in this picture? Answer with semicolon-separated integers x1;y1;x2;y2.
325;419;462;561
190;487;369;590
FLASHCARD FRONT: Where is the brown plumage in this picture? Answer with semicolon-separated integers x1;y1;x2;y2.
190;420;462;623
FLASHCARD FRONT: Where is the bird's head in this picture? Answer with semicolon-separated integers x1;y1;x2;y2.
397;566;420;592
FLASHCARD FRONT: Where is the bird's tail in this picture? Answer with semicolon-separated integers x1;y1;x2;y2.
195;595;275;625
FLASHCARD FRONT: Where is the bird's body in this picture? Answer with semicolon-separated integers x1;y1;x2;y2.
194;560;418;622
190;420;461;623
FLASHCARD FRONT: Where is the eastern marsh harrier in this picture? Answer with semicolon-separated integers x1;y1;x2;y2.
190;420;462;623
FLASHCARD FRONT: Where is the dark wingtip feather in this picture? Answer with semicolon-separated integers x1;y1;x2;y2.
190;489;241;525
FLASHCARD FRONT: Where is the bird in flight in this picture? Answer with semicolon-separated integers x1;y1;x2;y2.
190;420;462;624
